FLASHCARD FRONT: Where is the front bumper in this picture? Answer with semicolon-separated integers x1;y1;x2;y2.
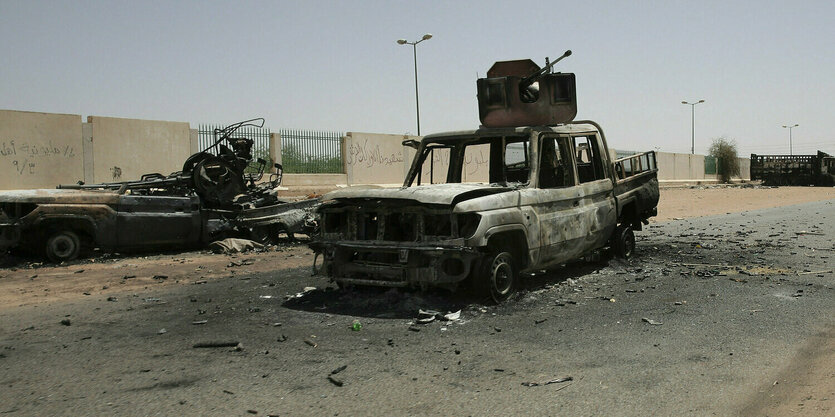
311;241;480;288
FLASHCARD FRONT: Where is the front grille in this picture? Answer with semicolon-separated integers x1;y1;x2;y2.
321;208;460;242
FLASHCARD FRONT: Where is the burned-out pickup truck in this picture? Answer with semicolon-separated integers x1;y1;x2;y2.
0;119;318;262
310;52;659;302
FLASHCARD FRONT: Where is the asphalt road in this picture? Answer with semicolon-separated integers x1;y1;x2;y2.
1;199;833;416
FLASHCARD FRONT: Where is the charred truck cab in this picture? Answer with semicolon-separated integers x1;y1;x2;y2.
310;51;659;302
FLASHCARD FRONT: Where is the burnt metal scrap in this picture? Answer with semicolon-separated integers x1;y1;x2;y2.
0;119;319;262
311;53;660;304
750;151;835;186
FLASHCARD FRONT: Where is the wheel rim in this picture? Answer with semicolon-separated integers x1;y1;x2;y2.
491;254;513;295
623;230;635;258
50;236;76;258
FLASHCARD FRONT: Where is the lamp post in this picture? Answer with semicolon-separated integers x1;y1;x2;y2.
681;99;705;154
781;124;799;155
397;33;432;136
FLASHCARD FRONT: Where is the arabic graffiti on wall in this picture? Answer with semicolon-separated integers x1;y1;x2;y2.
0;140;77;176
346;138;404;168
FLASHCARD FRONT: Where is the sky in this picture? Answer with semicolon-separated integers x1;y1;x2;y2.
2;0;834;156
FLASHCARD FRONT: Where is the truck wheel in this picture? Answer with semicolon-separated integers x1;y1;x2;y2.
477;251;517;304
45;231;81;263
614;226;635;259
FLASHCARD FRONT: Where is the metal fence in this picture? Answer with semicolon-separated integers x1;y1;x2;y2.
614;149;638;160
197;123;272;173
279;129;343;174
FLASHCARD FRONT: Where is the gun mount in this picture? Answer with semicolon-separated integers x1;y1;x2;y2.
476;50;577;128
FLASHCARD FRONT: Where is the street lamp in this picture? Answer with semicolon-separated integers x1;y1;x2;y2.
681;99;705;154
396;33;432;135
781;124;799;155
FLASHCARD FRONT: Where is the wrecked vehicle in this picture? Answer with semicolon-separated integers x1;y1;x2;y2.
750;151;835;186
310;51;659;302
0;119;318;262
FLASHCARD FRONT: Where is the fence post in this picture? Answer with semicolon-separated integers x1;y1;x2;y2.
270;132;281;173
343;133;351;186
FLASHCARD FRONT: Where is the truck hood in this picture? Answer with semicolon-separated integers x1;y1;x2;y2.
322;183;514;206
0;189;121;204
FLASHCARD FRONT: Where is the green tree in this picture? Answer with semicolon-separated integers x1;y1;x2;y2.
709;137;740;183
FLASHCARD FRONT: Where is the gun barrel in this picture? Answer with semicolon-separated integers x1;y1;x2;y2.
521;50;572;86
57;176;190;191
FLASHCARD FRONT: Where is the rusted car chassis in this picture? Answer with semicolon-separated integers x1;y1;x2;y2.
311;200;483;288
0;119;319;262
0;188;317;262
310;124;660;302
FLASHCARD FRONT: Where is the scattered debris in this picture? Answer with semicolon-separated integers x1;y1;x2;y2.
642;318;663;325
331;365;347;375
209;238;264;254
796;231;825;236
522;376;573;387
415;309;463;325
304;339;318;347
351;320;362;331
60;319;71;326
191;320;208;325
327;375;344;387
277;335;287;342
193;341;240;348
797;269;832;275
153;275;168;280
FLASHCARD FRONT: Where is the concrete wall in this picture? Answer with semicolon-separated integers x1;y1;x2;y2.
88;116;191;183
653;150;749;183
0;110;84;189
0;109;753;191
344;132;414;186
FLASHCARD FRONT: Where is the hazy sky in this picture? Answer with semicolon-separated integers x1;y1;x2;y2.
2;0;833;156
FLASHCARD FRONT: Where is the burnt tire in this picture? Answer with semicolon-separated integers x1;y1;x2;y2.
477;251;517;304
614;226;635;259
250;224;280;245
45;231;81;263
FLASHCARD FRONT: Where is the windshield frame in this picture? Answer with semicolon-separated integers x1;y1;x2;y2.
403;129;533;187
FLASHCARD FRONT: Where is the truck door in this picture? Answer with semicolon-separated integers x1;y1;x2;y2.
570;134;617;251
116;194;202;249
528;133;617;268
524;134;583;266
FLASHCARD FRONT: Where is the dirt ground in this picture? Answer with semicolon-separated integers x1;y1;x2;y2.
654;184;835;222
0;185;833;415
2;185;833;310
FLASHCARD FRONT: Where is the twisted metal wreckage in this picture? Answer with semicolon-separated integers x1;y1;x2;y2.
310;51;661;303
0;118;319;262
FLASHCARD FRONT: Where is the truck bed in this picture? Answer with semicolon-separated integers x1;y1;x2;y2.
612;151;660;223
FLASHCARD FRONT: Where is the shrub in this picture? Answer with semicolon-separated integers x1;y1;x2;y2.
709;137;740;183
